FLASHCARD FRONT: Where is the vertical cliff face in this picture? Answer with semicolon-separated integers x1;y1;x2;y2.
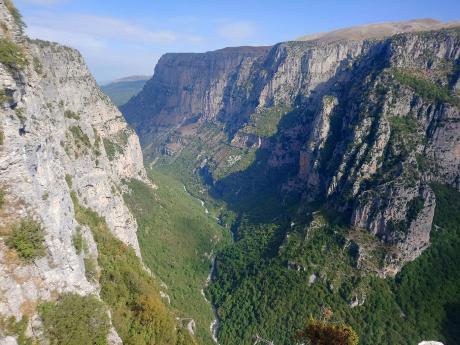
122;46;270;146
123;25;460;274
0;2;149;343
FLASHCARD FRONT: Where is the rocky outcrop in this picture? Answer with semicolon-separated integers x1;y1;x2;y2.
0;2;147;343
124;25;460;275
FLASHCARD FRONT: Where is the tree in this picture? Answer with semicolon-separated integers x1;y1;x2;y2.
296;318;359;345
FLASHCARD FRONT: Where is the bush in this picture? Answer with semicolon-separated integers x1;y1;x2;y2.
0;38;28;71
39;294;110;345
0;188;5;209
64;110;81;120
296;319;359;345
65;174;73;188
69;126;91;148
103;138;122;161
0;90;12;104
72;228;84;254
6;219;45;262
0;315;34;345
4;0;26;31
70;191;183;345
84;257;98;282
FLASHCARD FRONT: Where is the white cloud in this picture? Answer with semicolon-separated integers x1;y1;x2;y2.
25;13;204;45
22;11;206;81
217;21;257;41
27;25;106;50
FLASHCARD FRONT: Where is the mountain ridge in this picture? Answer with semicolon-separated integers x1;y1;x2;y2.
296;18;460;42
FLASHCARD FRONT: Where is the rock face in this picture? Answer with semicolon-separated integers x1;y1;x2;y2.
122;46;270;142
0;2;147;343
123;25;460;275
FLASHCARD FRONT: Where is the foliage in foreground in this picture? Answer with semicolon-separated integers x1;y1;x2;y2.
70;189;197;345
6;219;45;262
39;294;110;345
296;319;359;345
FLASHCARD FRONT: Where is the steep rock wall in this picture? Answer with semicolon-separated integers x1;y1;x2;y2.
0;2;148;343
123;27;460;275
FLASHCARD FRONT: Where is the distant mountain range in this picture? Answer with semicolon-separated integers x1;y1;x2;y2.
297;18;460;42
101;75;150;107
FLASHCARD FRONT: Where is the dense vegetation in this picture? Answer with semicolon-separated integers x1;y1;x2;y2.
6;219;45;262
296;318;359;345
206;184;460;345
0;37;28;71
70;187;197;345
393;68;460;106
123;168;229;345
39;294;110;345
243;106;292;137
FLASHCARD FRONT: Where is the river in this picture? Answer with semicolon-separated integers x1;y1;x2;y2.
183;185;221;344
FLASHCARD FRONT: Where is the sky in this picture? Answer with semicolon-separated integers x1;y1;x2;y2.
15;0;460;84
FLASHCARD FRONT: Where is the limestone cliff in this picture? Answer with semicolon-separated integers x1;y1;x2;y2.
123;25;460;275
0;1;148;343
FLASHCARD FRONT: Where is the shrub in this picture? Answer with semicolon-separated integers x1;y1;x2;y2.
4;0;26;31
0;315;34;345
0;90;12;104
0;38;27;71
39;293;110;345
103;138;122;161
296;319;359;345
65;174;73;188
6;219;45;262
64;110;80;120
84;257;98;282
72;228;84;254
0;188;4;208
69;126;91;148
33;56;43;75
15;107;26;123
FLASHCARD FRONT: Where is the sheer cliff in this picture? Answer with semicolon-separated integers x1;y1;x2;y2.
122;26;460;277
0;2;198;345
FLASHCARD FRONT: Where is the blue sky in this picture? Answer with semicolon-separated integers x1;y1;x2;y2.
15;0;460;83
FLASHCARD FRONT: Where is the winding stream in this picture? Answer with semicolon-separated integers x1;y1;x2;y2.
183;185;221;344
